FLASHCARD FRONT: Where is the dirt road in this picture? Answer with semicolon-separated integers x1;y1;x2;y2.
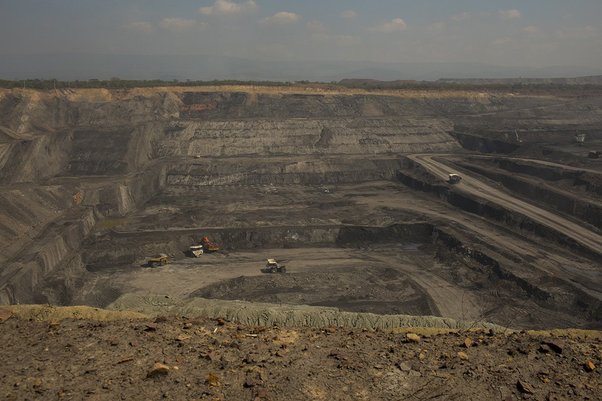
467;155;602;175
408;154;602;256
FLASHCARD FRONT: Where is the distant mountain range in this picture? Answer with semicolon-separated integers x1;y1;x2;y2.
340;76;602;87
437;76;602;85
1;53;601;82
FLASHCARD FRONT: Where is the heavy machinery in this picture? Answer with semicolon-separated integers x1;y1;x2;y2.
147;253;169;267
448;173;462;184
261;258;287;274
200;236;220;252
189;245;204;257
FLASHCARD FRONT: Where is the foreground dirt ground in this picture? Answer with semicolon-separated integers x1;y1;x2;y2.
0;308;600;401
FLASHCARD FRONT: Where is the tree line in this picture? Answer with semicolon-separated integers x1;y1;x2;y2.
0;78;600;91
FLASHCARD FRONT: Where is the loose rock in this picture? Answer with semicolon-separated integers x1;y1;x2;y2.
0;308;13;323
406;333;420;343
517;379;535;394
244;372;263;388
397;362;412;372
147;363;170;378
539;344;552;354
206;373;221;387
542;340;563;354
144;323;158;332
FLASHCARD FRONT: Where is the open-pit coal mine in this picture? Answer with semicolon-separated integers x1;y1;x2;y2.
1;85;601;330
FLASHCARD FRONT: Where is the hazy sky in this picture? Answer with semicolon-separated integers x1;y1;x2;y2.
1;0;601;74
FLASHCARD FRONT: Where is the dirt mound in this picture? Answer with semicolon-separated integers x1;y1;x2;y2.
110;294;502;331
2;304;146;321
0;307;600;401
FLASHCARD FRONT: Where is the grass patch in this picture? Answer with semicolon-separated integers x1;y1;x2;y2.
97;217;129;231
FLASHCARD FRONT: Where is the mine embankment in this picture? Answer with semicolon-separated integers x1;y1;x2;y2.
400;155;602;259
166;157;405;186
454;158;602;230
489;157;602;196
159;118;459;158
452;132;520;154
72;217;602;329
0;162;167;305
83;223;433;269
1;87;601;332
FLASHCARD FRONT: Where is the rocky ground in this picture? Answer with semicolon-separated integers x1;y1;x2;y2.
0;307;600;401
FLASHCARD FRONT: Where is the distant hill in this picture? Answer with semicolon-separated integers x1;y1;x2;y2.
338;76;602;89
438;75;602;86
339;79;418;85
1;53;601;82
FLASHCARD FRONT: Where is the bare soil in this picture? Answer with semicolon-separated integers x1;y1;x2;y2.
0;309;600;401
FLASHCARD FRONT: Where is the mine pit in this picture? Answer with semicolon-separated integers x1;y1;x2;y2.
1;86;601;330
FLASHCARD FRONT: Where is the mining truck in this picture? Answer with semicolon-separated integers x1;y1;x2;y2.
448;173;462;184
200;236;220;252
147;253;169;267
261;259;287;274
189;245;204;257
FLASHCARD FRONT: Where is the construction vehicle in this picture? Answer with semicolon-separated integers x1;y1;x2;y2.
147;253;169;267
261;258;287;274
448;173;462;184
200;236;220;252
575;133;587;146
189;245;204;257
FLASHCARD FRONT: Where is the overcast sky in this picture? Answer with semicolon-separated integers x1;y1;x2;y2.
1;1;601;79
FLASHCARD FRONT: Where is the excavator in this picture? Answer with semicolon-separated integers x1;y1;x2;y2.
200;236;220;252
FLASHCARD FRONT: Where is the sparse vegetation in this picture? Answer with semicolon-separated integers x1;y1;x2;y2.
1;77;602;92
96;217;130;231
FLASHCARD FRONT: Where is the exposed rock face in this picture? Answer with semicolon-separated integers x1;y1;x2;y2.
0;89;181;304
0;87;601;331
160;118;457;158
0;88;464;305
